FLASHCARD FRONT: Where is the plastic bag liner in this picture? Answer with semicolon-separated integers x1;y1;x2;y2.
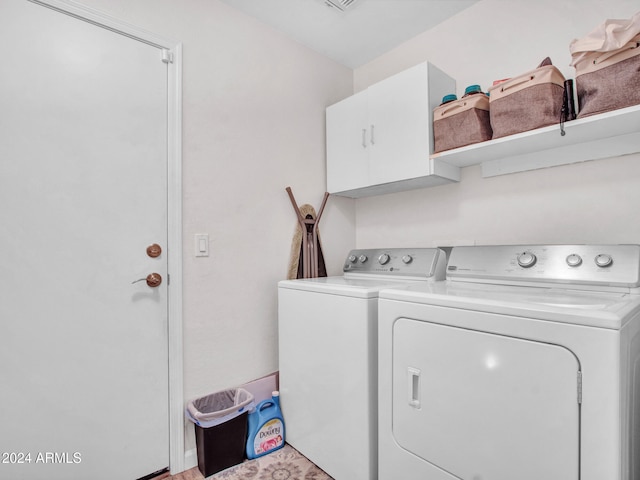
186;388;254;428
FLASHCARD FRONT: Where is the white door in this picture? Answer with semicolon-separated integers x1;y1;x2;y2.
0;1;169;479
393;318;580;480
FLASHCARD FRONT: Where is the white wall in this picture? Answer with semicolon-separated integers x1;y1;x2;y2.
74;0;355;458
353;0;640;248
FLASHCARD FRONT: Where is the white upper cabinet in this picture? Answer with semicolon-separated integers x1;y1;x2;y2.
326;62;460;198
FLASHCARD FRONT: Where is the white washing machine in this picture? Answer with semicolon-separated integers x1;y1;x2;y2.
378;244;640;480
278;248;447;480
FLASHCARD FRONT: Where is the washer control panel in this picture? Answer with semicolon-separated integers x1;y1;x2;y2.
344;248;446;279
446;245;640;288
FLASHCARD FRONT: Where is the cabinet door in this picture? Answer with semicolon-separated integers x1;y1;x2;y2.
367;63;431;185
326;90;369;193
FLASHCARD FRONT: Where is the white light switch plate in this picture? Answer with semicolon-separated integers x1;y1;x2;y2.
194;233;209;257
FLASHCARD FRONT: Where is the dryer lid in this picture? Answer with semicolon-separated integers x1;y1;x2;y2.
379;281;640;329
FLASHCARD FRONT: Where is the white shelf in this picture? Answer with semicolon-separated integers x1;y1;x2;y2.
431;104;640;177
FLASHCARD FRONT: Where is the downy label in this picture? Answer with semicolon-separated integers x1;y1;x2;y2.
253;419;284;455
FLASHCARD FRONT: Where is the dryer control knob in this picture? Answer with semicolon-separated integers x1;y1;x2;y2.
566;254;582;267
402;255;413;264
595;254;613;268
517;251;537;268
348;255;357;263
358;255;368;263
378;254;390;265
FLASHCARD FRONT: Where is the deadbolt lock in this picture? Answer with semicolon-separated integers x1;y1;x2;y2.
147;244;162;258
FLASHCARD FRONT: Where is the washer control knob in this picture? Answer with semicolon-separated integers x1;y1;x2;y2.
348;255;357;263
517;251;537;268
378;253;390;265
358;255;368;263
402;255;413;264
595;254;613;268
566;254;582;267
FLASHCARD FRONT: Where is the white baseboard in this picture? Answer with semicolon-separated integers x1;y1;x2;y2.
184;448;198;471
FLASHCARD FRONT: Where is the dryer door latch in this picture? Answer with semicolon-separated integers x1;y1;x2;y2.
408;367;421;409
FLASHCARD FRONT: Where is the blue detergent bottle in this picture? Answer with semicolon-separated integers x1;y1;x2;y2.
246;391;286;459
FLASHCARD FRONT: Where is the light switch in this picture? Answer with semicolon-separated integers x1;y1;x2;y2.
195;234;209;257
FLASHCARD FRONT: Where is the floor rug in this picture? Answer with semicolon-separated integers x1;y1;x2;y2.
210;444;333;480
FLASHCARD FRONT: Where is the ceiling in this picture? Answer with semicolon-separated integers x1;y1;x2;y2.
219;0;479;68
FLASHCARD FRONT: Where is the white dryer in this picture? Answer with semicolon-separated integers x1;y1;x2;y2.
278;248;446;480
378;244;640;480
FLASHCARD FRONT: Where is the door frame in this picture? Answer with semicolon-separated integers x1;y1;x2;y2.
27;0;184;473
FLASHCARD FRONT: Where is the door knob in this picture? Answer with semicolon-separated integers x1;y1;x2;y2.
146;244;162;258
132;273;162;287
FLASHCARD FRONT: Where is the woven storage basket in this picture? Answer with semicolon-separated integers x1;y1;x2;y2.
433;94;492;152
488;64;565;139
573;35;640;118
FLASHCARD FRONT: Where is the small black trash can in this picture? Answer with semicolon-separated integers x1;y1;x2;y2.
186;388;254;477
